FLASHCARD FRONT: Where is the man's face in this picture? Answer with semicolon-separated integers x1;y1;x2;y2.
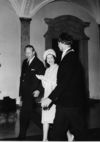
58;42;63;51
25;47;35;60
58;42;69;51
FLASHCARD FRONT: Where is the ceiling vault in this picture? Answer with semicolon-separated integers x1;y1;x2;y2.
8;0;100;24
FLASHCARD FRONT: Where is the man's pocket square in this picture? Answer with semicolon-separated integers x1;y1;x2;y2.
31;69;35;71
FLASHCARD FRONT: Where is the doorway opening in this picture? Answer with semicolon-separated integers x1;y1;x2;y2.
44;15;90;96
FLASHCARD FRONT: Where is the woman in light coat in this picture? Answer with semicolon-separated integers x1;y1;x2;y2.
36;49;58;141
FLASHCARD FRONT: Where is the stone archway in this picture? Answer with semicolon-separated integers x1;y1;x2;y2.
44;15;90;95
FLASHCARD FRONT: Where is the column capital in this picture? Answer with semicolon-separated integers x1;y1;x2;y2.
19;17;32;23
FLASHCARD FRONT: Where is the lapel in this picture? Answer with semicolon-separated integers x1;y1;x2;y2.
61;49;74;61
28;56;38;68
28;57;34;66
58;49;75;71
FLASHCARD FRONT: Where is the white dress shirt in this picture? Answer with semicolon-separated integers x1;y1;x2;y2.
28;56;35;65
61;48;74;60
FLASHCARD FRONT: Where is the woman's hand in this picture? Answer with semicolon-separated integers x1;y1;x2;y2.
41;98;52;108
36;74;44;80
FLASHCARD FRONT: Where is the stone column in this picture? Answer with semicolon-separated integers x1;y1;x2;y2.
98;24;100;47
20;17;32;62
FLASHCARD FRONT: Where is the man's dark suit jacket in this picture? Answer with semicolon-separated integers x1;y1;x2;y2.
19;56;45;109
49;50;87;108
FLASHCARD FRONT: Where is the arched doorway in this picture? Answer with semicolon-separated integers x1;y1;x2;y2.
44;15;90;95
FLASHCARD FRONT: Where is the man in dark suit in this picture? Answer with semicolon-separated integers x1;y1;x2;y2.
42;33;88;141
18;45;45;139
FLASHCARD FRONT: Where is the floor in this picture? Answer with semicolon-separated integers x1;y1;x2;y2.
0;99;100;141
0;109;42;140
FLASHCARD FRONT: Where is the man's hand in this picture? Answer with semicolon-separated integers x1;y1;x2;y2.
18;96;22;107
33;90;40;97
20;100;23;107
41;98;52;108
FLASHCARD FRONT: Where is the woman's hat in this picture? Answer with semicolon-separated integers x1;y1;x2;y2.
43;49;56;60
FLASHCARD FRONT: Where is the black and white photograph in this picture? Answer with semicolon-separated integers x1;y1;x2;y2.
0;0;100;141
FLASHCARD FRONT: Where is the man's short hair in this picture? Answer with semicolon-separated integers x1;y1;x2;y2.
24;44;35;52
58;32;73;45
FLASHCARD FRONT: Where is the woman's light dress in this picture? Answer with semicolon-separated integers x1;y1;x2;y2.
41;64;58;124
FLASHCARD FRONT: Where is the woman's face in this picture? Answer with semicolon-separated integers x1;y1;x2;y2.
46;54;55;66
